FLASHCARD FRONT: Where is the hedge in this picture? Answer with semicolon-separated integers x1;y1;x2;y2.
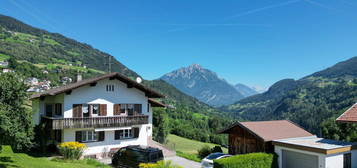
213;153;277;168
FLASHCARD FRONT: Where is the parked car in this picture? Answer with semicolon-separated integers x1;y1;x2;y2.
112;145;164;168
201;152;232;168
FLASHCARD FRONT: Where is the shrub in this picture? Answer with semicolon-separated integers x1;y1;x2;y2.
211;146;223;153
213;153;277;168
197;145;211;159
139;160;182;168
58;142;87;160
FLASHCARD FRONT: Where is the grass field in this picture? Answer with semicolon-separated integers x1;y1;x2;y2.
0;53;10;61
0;146;109;168
165;134;228;154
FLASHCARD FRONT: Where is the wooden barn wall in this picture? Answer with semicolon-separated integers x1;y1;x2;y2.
227;126;266;155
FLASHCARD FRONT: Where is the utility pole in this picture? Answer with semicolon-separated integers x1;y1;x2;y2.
105;56;114;73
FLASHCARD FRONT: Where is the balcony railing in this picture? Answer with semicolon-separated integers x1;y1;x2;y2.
41;115;149;130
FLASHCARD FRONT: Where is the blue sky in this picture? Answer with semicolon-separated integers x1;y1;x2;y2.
1;0;357;89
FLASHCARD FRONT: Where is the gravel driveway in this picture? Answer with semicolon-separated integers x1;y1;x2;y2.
165;156;201;168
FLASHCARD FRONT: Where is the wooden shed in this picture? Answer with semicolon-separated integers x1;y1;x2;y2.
218;120;313;155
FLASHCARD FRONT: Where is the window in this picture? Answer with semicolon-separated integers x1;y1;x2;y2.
117;104;141;115
91;104;99;115
46;104;62;116
134;104;142;114
45;104;53;117
81;131;97;142
127;104;134;116
114;129;133;140
82;104;89;117
55;103;62;115
344;153;351;168
106;84;114;92
53;130;62;143
120;104;126;114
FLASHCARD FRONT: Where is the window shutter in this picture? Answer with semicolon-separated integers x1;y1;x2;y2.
73;104;82;118
133;127;140;138
88;104;92;117
99;104;107;116
75;131;82;142
98;131;105;141
134;104;142;115
114;130;120;140
113;104;120;115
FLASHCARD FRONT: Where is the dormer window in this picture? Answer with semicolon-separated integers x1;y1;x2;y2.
106;84;114;92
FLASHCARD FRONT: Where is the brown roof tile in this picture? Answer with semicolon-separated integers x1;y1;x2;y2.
30;72;164;99
336;103;357;123
219;120;314;142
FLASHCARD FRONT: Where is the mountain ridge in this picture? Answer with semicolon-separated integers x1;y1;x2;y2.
234;83;258;97
161;64;246;106
223;56;357;135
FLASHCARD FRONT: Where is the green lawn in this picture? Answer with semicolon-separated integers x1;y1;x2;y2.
0;53;10;61
165;134;228;154
0;146;109;168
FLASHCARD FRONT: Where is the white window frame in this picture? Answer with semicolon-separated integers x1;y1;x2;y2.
115;128;133;140
90;104;99;117
106;84;114;92
81;130;97;142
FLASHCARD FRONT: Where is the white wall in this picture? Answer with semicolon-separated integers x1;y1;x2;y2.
275;145;326;168
32;93;65;124
63;79;149;121
326;153;344;168
275;145;357;168
63;124;149;156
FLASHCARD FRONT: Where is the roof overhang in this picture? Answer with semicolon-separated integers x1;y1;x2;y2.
273;137;357;155
30;72;165;99
149;98;166;108
217;122;266;142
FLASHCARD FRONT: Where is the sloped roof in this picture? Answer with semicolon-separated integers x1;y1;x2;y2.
149;98;166;107
336;103;357;123
218;120;314;142
30;72;164;99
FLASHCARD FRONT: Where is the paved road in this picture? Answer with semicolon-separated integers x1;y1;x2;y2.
165;156;201;168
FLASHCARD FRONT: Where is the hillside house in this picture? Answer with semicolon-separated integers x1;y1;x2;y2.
0;61;8;67
30;72;165;158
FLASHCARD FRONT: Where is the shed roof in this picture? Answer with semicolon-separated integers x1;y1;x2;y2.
273;136;357;155
336;103;357;123
30;72;165;99
218;120;313;142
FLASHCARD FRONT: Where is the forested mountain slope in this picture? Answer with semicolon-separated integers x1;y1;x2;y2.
223;57;357;135
0;14;230;144
0;14;138;78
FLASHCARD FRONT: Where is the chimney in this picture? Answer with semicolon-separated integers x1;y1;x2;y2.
77;74;82;82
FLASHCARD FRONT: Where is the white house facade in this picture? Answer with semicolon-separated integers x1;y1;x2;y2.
31;72;165;158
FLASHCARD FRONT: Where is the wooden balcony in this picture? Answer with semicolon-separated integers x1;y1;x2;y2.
42;115;149;130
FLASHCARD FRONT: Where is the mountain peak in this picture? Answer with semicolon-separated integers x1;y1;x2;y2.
188;64;203;69
160;64;245;106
